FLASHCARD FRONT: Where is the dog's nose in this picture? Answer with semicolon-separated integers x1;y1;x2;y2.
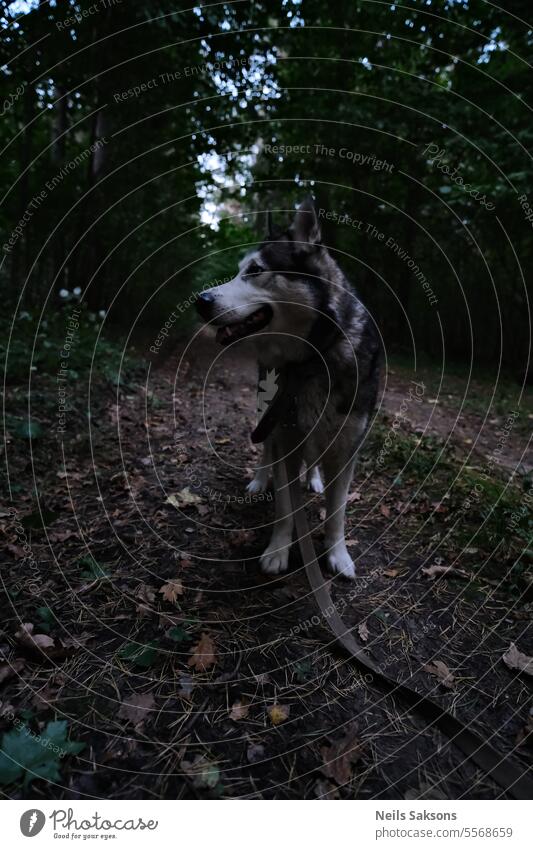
195;291;215;319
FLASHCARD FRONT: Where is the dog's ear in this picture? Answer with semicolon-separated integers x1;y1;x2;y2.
290;196;321;246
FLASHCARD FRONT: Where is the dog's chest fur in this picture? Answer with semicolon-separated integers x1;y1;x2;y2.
294;363;369;464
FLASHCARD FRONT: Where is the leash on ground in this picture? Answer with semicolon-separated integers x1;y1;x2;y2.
274;443;533;800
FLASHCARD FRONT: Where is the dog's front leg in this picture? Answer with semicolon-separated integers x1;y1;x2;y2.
322;453;357;579
247;436;272;493
259;438;296;575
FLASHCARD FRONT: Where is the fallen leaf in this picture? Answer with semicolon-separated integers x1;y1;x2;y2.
136;584;156;604
247;742;265;763
48;528;78;543
424;660;455;688
380;504;391;518
383;569;399;578
177;674;194;699
0;720;84;788
229;529;256;546
347;491;361;503
118;641;159;668
320;724;365;784
118;693;155;725
159;579;184;603
229;699;249;721
0;660;24;684
181;755;220;789
166;488;203;509
502;643;533;677
267;703;290;725
357;622;369;642
15;623;55;652
188;633;217;672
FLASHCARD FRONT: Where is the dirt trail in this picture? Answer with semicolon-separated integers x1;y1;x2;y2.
382;374;532;475
1;334;531;800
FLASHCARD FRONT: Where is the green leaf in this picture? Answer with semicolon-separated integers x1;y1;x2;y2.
293;660;312;682
0;721;85;787
118;641;159;668
13;420;43;439
79;556;110;580
168;626;191;643
37;607;55;631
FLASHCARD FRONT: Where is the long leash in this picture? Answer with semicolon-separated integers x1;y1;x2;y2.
275;446;533;799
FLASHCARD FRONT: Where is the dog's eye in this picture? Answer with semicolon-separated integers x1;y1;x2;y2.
246;262;263;276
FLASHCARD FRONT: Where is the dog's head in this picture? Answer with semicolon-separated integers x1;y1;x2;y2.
195;198;338;364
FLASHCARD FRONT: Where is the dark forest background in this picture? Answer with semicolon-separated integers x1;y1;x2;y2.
1;0;532;380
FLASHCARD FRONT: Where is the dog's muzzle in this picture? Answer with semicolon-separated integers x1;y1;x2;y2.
214;305;273;345
195;291;215;319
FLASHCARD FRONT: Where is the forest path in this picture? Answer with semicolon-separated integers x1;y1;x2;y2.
1;334;531;800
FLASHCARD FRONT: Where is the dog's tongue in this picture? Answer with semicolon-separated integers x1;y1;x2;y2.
216;307;270;345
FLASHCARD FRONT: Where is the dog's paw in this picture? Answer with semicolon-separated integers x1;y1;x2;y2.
307;468;324;494
260;544;290;575
246;475;269;494
325;544;356;580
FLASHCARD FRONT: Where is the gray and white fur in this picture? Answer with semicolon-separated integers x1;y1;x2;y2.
195;198;381;579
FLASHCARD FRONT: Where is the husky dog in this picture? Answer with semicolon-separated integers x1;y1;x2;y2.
195;198;380;579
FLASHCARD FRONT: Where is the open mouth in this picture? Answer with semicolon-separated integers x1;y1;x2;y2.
215;305;273;345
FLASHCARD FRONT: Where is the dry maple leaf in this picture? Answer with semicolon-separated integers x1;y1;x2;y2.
424;660;455;689
502;643;533;677
320;725;364;784
15;623;55;652
166;488;203;509
187;633;217;672
118;693;156;725
267;703;290;725
159;579;184;603
229;699;250;721
357;622;370;642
